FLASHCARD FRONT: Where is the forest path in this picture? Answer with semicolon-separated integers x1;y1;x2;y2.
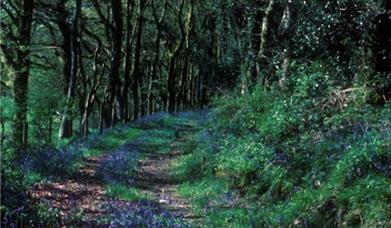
30;155;109;227
131;113;206;226
30;113;205;227
134;130;196;221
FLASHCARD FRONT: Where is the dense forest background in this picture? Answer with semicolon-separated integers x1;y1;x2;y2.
1;0;391;227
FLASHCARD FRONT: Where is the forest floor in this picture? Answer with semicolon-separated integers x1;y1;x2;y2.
134;140;194;220
29;113;204;227
30;156;109;226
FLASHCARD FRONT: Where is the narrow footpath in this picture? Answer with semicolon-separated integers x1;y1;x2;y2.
30;114;204;227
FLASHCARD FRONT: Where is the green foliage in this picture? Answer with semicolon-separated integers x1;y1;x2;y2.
1;0;390;225
28;68;62;145
173;61;391;226
171;142;212;180
84;127;141;157
1;96;14;148
177;179;229;214
139;128;175;154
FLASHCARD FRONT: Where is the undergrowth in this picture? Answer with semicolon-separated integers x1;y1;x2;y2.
173;62;391;227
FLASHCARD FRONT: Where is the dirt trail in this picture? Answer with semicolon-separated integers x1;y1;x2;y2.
30;156;108;226
135;140;194;220
30;120;201;227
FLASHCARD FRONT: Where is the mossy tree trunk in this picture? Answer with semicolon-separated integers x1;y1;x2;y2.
3;0;35;152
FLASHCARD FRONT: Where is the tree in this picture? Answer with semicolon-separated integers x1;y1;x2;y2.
278;0;295;89
1;0;35;151
119;0;136;122
58;0;82;138
92;0;123;128
149;0;168;115
166;0;186;113
131;0;147;120
256;0;276;86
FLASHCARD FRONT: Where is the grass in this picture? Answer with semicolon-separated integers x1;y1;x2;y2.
170;139;212;181
177;179;230;214
139;128;175;154
105;184;155;202
204;208;255;228
84;128;142;157
177;179;255;227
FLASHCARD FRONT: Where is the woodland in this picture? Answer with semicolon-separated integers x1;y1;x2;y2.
1;0;391;227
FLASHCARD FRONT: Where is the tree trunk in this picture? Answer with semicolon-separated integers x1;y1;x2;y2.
278;1;295;89
104;0;123;127
189;67;195;108
179;49;190;110
12;0;35;151
150;0;167;115
1;112;5;148
99;102;105;134
58;0;81;138
167;57;177;113
56;0;72;94
167;0;187;113
131;0;147;120
248;2;264;87
120;0;135;123
48;114;52;144
81;87;96;137
146;67;154;115
256;0;276;86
